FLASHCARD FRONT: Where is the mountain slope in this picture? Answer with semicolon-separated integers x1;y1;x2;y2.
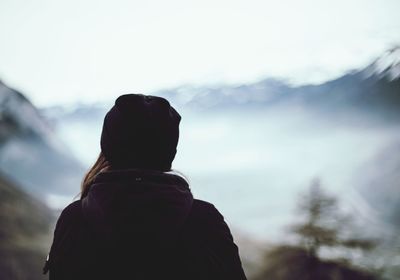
0;171;53;280
152;48;400;116
364;47;400;81
0;80;85;205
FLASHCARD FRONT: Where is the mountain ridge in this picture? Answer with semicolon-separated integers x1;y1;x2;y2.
40;48;400;117
0;81;86;207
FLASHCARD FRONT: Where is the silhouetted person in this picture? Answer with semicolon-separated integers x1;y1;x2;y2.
44;94;247;280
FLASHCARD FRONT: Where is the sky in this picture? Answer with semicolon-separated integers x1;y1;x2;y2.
0;0;399;107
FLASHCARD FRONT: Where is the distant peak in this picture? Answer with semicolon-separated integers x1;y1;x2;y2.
367;47;400;80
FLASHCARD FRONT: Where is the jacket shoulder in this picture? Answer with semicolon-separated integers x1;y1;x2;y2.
49;200;83;252
185;199;233;242
192;199;217;209
181;200;247;279
191;199;224;219
46;199;103;279
54;200;83;235
60;200;82;220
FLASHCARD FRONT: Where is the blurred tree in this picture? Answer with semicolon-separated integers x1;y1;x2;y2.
292;178;376;259
253;178;379;280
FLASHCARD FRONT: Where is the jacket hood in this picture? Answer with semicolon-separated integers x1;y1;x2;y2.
81;168;193;248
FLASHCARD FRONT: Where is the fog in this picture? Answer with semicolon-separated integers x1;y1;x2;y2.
52;104;400;241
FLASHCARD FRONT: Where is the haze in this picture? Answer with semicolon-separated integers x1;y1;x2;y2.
0;0;399;106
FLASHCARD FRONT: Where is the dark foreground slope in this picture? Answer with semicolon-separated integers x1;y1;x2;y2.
0;172;53;280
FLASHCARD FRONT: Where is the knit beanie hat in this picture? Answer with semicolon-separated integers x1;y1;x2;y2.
100;94;181;171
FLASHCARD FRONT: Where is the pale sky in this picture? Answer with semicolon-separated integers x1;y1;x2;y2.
0;0;399;106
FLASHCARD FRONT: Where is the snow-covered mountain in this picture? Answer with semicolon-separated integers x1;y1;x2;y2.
0;80;85;207
42;48;400;122
155;48;400;114
364;47;400;81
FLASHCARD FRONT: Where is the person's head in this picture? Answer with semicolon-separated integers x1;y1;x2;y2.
81;94;181;198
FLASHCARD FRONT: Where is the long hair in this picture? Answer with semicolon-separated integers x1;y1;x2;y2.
80;152;189;199
80;151;110;199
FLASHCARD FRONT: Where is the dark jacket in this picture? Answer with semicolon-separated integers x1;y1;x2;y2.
45;168;247;280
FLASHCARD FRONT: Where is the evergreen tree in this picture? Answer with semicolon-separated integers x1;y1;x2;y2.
292;178;376;259
254;178;378;280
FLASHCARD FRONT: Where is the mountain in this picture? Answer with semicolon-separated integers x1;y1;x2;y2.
364;47;400;81
0;80;85;206
42;48;400;128
0;171;53;280
155;48;400;116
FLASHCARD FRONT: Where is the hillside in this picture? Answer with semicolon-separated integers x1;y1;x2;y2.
0;80;85;206
0;172;53;280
